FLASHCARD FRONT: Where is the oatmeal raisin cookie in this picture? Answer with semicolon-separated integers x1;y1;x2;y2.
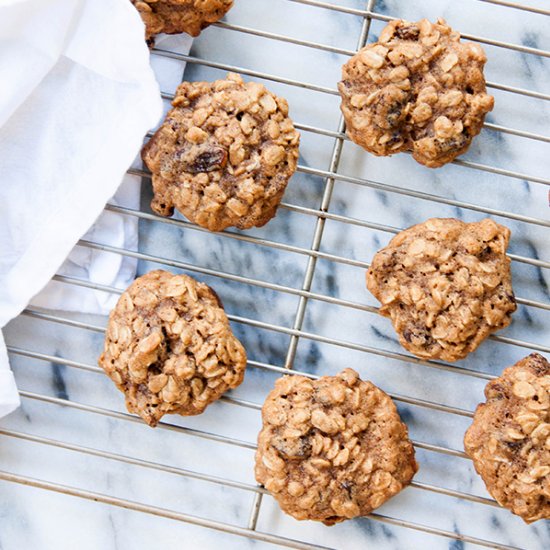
131;0;233;44
464;353;550;523
339;18;494;167
366;218;516;362
142;73;300;232
98;270;247;426
255;369;418;525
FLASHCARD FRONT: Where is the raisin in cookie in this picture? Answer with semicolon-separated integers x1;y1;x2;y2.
142;73;300;232
98;270;247;427
464;353;550;523
131;0;233;44
255;369;418;525
366;218;516;362
339;19;494;168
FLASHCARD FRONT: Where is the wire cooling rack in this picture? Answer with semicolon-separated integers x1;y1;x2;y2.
2;0;550;548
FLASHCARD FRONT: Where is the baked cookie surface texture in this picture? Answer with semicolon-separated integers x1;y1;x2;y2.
131;0;233;43
464;353;550;523
366;218;516;362
142;73;300;232
339;18;494;167
255;369;418;525
99;270;247;427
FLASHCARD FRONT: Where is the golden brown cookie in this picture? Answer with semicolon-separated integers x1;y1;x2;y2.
131;0;233;44
338;18;494;168
255;369;418;525
98;270;247;427
366;218;516;362
464;353;550;523
142;73;300;232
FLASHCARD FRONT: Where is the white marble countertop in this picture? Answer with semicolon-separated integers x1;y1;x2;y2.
2;0;550;548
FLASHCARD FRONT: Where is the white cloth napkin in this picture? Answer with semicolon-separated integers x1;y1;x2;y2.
0;0;192;418
0;333;18;418
31;33;194;314
29;177;142;313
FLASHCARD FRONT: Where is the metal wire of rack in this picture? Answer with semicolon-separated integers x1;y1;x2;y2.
2;0;549;548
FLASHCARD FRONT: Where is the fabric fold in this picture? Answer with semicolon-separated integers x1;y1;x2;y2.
0;0;165;418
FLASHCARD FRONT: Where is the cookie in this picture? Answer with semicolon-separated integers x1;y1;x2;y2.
338;18;494;168
366;218;516;362
255;369;418;525
142;73;300;232
464;353;550;523
98;270;247;427
131;0;233;45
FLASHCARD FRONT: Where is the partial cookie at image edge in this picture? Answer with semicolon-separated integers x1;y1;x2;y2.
464;353;550;523
131;0;234;45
